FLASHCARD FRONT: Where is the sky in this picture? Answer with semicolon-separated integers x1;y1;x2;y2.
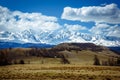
0;0;120;37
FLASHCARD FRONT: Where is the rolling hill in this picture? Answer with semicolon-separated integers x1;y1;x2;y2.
0;43;119;65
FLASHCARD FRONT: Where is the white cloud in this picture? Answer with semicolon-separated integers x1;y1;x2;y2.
62;3;120;24
0;6;61;32
64;24;87;31
1;5;120;39
90;23;120;37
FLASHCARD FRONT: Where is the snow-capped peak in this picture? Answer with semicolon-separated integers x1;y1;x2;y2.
0;29;120;47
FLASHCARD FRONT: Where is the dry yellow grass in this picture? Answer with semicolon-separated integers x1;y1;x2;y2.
0;64;120;80
59;50;119;65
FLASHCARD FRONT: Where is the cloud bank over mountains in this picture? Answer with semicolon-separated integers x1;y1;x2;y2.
90;23;120;37
61;3;120;38
0;6;61;32
0;3;120;45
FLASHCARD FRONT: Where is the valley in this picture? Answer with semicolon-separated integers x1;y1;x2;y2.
0;43;120;80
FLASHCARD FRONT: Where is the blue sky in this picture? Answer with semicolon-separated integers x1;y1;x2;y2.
0;0;119;16
0;0;120;37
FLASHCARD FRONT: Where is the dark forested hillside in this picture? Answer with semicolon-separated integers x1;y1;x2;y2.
0;41;54;49
53;43;109;52
108;47;120;54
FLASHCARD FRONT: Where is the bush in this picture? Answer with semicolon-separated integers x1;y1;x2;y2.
19;60;25;64
116;57;120;66
108;58;115;66
93;55;100;65
61;55;70;64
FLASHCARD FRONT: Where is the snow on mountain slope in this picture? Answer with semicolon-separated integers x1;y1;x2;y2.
0;29;120;47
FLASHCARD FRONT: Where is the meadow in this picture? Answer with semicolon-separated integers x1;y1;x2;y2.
0;64;120;80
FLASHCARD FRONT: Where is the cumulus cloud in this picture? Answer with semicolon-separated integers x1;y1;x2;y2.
0;6;61;32
61;3;120;24
90;23;120;37
64;24;87;31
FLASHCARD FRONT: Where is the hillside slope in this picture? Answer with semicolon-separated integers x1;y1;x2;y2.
0;43;119;65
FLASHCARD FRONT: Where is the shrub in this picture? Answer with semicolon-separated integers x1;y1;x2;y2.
93;55;100;65
116;57;120;66
102;61;108;66
19;59;25;64
61;55;70;64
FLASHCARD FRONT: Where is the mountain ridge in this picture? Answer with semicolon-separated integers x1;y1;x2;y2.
0;29;120;47
0;41;54;49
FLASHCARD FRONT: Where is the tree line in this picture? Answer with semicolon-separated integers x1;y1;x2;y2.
0;48;70;66
93;55;120;66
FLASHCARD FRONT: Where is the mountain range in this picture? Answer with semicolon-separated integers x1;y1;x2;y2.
0;29;120;47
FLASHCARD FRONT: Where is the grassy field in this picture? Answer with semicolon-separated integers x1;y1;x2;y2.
0;64;120;80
